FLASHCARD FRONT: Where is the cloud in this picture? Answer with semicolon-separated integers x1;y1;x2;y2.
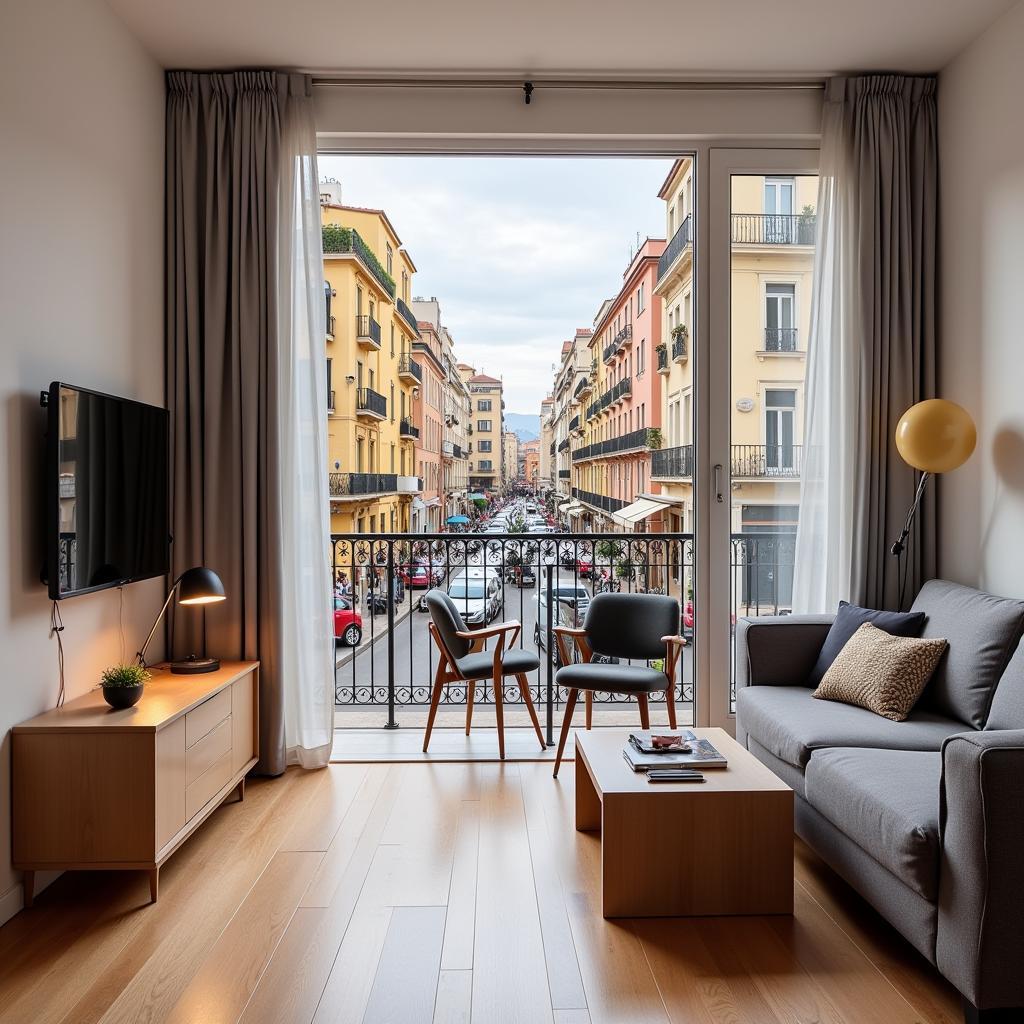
319;155;674;411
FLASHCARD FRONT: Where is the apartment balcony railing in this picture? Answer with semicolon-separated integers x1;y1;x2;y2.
558;469;571;479
651;444;694;478
397;475;423;493
586;399;600;421
764;327;799;352
650;443;802;479
356;386;387;419
656;346;669;373
557;438;570;452
574;375;593;400
330;530;797;722
399;417;419;439
326;314;336;338
606;376;632;408
549;441;555;455
603;323;633;363
568;414;580;433
731;213;816;246
355;315;382;349
442;440;454;457
572;426;655;463
571;487;628;514
453;444;465;459
397;352;423;383
732;444;802;477
671;331;688;362
329;472;398;498
395;297;421;337
657;213;692;283
322;225;397;299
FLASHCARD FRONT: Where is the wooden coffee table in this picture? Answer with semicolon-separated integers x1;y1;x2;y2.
574;728;793;918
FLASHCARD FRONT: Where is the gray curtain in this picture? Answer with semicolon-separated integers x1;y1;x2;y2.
165;71;315;774
793;75;937;613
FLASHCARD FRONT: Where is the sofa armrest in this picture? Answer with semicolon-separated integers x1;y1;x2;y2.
734;614;834;692
937;730;1024;1009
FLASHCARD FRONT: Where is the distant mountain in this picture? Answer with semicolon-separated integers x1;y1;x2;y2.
504;412;540;442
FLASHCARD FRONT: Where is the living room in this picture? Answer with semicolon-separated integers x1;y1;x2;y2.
2;1;1024;1022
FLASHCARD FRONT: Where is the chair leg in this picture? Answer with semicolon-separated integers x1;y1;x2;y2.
665;683;677;730
585;691;593;730
553;688;579;778
465;676;475;736
423;658;447;752
517;673;546;751
493;671;505;760
637;693;650;730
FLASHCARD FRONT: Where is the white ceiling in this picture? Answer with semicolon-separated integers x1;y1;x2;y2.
107;0;1014;76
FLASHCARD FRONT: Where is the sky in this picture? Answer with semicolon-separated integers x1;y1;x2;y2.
318;155;675;416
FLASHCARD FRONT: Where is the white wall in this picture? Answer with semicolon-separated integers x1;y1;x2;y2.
938;0;1024;599
0;0;165;922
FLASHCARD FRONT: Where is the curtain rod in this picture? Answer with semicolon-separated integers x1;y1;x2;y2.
310;76;826;92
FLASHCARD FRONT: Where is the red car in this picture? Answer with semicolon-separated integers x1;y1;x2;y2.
397;563;437;588
334;597;363;647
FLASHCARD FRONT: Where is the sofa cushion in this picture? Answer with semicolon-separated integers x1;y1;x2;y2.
813;623;947;721
911;579;1024;728
805;747;941;900
736;685;965;769
807;601;926;688
985;638;1024;730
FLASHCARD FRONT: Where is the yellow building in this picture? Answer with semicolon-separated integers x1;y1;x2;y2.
652;160;816;552
322;197;423;534
458;366;504;494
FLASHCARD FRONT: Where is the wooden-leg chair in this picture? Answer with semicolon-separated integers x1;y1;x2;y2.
423;590;545;760
550;593;686;778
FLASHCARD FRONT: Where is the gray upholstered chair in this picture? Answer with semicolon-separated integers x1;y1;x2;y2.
551;592;685;777
423;589;545;759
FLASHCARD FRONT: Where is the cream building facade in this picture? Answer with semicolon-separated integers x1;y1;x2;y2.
458;366;504;494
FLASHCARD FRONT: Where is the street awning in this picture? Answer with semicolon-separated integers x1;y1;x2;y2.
446;515;471;525
564;501;584;517
424;497;441;508
556;498;573;508
611;496;669;530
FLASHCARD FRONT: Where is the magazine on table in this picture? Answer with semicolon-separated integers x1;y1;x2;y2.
623;731;728;771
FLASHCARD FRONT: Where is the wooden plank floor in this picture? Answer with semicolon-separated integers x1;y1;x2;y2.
0;763;962;1024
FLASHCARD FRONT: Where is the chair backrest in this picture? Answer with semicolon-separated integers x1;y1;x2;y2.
584;593;679;661
425;589;472;661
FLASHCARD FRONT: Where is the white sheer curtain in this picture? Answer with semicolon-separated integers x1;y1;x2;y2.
277;77;335;767
791;92;859;613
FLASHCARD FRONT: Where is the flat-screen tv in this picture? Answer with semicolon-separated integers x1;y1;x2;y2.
45;382;170;600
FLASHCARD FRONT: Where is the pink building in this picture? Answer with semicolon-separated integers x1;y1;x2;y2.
411;321;446;532
577;238;666;529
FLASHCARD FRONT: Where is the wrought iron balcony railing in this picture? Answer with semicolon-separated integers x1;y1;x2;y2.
569;414;580;433
395;297;421;337
326;314;336;338
356;315;382;347
651;444;694;478
557;438;570;452
603;323;633;363
558;469;571;479
398;352;423;382
356;386;387;418
574;375;593;400
764;327;799;352
572;427;656;463
671;332;688;362
608;376;632;406
571;487;627;514
650;443;802;479
329;472;398;497
656;346;669;373
731;213;816;246
399;417;419;439
657;213;692;282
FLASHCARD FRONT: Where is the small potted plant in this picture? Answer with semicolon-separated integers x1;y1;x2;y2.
100;663;150;710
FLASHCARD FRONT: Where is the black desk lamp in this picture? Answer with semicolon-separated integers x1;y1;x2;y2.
136;566;226;674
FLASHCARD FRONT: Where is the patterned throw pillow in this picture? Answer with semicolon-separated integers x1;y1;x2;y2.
813;622;948;722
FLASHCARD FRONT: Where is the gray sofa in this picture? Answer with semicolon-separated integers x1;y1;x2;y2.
735;579;1024;1024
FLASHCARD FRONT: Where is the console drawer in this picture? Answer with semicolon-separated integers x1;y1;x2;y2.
185;688;231;748
185;750;232;820
186;715;232;786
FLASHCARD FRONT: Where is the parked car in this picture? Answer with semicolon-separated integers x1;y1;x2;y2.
508;562;536;587
533;579;591;648
558;551;593;579
444;575;502;626
333;597;363;646
398;563;440;588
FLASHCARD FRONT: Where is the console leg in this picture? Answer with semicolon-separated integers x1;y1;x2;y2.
149;867;159;903
963;998;1024;1023
22;871;35;909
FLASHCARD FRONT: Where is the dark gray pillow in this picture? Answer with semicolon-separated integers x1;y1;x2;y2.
807;601;927;688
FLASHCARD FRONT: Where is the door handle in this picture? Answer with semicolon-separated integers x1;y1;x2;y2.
714;464;724;503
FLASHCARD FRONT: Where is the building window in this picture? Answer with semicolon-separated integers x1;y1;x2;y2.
386;243;393;277
477;419;491;432
764;176;796;242
390;382;395;421
478;460;493;470
326;358;334;411
637;283;645;313
765;283;797;351
390;324;395;357
478;399;492;412
764;388;797;470
390;444;395;472
356;286;363;317
478;440;492;452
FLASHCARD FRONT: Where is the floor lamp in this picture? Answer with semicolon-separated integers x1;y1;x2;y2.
891;399;976;608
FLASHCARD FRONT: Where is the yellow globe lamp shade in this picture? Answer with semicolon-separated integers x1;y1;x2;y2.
895;399;976;474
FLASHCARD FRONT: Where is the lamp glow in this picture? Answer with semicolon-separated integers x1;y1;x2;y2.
137;566;226;673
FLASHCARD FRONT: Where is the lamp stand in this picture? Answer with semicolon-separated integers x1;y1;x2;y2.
890;471;930;610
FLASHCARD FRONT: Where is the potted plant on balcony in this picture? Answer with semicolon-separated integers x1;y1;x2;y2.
100;663;150;710
798;203;816;244
671;323;687;341
646;428;663;450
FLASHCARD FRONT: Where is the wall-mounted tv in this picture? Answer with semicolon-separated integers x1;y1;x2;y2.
45;382;170;600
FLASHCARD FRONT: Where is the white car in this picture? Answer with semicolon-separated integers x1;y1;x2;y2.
533;580;591;646
444;575;502;626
